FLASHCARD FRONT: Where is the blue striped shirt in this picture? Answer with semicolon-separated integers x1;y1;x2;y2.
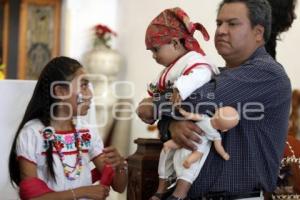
156;47;291;197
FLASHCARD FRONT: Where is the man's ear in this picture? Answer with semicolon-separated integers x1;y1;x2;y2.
254;25;264;42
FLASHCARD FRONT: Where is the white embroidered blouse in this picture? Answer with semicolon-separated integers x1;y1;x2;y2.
16;119;103;192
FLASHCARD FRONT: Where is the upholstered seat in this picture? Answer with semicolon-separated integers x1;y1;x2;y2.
0;80;36;199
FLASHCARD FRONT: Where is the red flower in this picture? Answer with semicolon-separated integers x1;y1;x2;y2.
81;133;91;142
93;24;117;48
95;24;117;37
54;141;64;151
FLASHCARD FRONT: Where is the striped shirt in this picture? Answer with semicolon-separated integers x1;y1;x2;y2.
156;46;291;197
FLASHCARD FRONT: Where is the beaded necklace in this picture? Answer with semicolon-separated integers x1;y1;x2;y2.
43;127;83;181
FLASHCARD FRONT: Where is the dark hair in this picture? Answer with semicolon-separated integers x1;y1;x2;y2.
179;38;186;47
9;56;82;186
265;0;297;59
218;0;272;42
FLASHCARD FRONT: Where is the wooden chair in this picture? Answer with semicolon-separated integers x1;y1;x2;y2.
127;138;162;200
289;90;300;137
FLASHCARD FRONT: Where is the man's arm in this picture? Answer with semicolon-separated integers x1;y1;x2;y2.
155;62;290;149
156;63;283;117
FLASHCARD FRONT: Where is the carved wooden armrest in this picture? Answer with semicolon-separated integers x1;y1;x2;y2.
289;90;300;137
127;138;162;200
272;136;300;199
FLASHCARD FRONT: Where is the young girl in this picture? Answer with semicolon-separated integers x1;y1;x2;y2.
9;56;127;200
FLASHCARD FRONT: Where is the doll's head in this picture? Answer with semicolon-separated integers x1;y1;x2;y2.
145;7;210;67
211;106;239;132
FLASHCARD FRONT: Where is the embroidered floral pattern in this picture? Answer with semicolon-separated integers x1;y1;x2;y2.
42;127;55;150
42;127;55;141
41;127;85;180
81;133;91;142
42;128;91;151
53;140;64;152
64;135;75;149
81;132;91;147
148;82;159;95
64;135;74;144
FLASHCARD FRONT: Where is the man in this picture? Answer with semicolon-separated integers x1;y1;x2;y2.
137;0;291;199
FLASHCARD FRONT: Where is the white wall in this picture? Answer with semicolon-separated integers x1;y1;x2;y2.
277;24;300;89
60;0;119;60
61;1;300;154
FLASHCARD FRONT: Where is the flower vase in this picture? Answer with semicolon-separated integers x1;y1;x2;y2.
83;44;122;140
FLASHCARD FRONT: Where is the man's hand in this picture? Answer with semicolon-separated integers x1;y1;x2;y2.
178;107;204;121
136;97;156;124
169;120;203;151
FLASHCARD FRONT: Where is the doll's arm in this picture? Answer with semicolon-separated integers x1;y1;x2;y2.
213;140;230;160
163;139;180;152
183;151;204;169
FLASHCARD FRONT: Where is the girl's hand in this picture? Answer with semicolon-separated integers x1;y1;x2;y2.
78;185;110;200
102;146;126;169
93;147;128;193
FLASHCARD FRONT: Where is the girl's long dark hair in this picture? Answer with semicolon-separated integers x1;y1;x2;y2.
9;56;82;186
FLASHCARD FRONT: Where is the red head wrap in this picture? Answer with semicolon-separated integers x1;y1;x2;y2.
145;7;209;55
